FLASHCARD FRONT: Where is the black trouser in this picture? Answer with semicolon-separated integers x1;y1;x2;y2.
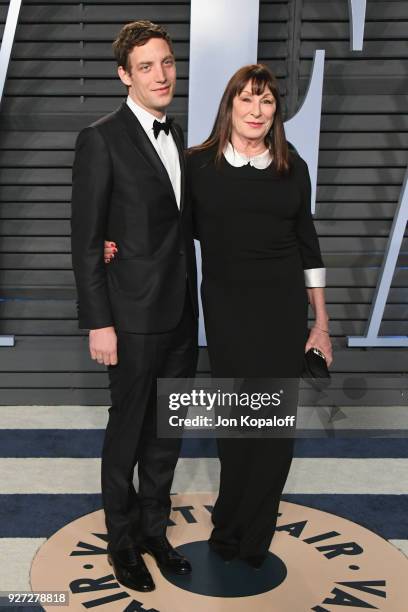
102;292;197;552
208;376;298;559
210;436;294;559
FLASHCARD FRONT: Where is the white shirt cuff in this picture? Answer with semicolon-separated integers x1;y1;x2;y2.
304;268;326;287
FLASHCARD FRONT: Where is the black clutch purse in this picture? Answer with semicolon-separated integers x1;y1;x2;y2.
302;347;331;389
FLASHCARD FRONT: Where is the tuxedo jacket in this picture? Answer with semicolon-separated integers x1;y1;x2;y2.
71;101;198;333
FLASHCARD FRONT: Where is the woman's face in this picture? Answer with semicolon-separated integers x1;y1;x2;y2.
231;80;276;143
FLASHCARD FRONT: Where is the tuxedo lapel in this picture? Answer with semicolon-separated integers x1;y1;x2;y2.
170;122;186;213
117;102;178;208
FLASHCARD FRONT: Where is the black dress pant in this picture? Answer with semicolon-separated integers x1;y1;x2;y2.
210;436;294;559
102;291;197;552
204;288;303;559
208;378;297;559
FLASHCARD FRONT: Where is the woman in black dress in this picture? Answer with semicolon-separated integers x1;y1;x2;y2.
104;64;332;569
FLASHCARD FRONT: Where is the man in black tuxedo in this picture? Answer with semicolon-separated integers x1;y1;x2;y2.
71;21;198;592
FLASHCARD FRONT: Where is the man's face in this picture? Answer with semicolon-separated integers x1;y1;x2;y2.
118;37;176;118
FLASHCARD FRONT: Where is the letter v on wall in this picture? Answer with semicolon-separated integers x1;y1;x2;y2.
0;0;22;348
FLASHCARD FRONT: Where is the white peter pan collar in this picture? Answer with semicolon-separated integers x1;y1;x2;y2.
223;142;273;169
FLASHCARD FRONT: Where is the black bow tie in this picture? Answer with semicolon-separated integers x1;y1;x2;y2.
153;117;173;139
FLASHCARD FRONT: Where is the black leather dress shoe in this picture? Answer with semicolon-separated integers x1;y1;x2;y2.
107;546;155;592
140;536;192;575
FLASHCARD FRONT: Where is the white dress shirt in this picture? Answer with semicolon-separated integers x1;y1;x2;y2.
223;142;326;288
126;96;181;209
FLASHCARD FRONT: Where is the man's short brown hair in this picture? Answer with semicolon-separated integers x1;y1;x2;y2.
112;20;174;73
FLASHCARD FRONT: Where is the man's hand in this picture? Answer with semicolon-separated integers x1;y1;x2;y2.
89;326;118;365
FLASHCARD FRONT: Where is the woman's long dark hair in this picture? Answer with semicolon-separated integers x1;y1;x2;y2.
189;64;290;174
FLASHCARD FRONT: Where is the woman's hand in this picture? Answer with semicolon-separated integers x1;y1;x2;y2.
104;241;117;263
305;326;333;367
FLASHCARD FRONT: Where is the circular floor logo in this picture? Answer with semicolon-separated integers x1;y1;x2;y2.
31;493;408;611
